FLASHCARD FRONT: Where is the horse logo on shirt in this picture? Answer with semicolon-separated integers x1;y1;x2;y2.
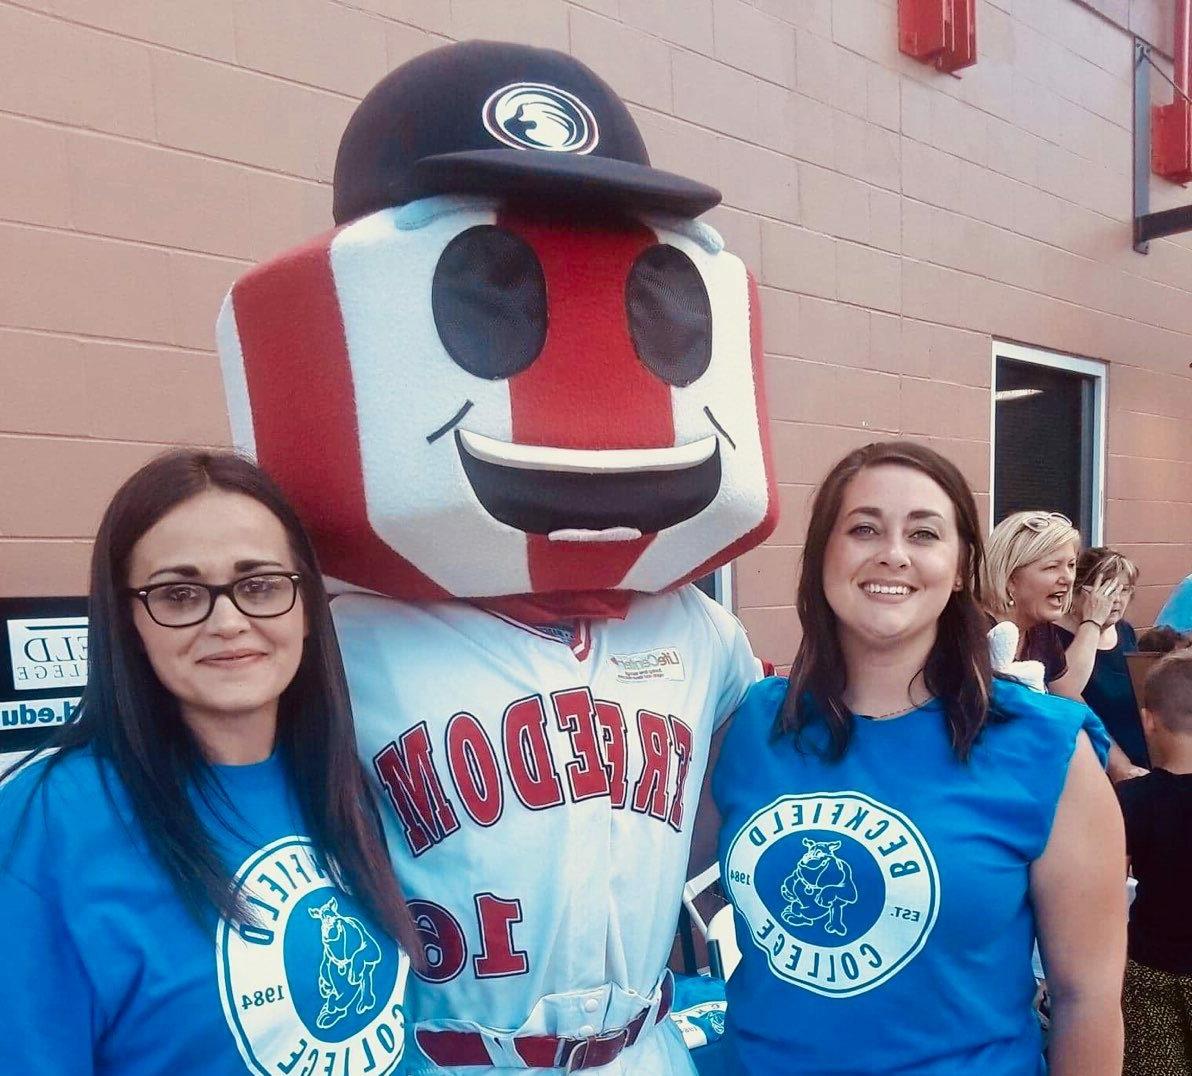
309;896;383;1029
780;838;858;936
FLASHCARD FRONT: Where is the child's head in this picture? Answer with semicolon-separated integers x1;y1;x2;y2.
1136;624;1192;654
1142;651;1192;759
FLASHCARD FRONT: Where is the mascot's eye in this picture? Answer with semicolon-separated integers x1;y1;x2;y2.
432;226;548;380
625;244;712;387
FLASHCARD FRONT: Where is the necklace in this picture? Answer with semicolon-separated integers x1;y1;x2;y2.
862;699;929;721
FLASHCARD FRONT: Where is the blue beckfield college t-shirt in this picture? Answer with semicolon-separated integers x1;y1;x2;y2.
714;677;1109;1076
0;748;407;1075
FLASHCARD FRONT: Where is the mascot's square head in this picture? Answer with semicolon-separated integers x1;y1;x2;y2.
218;41;777;603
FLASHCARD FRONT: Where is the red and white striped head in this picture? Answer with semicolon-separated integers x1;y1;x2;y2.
217;195;776;602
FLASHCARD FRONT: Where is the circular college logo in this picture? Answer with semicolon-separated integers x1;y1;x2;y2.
724;792;939;998
482;82;600;153
216;836;407;1075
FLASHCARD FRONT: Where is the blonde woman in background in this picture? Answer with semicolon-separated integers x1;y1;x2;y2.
982;511;1119;702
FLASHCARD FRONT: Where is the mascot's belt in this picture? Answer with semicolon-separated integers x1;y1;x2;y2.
414;972;673;1070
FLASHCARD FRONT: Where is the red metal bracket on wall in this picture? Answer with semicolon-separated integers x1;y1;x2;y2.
1152;0;1192;183
898;0;977;74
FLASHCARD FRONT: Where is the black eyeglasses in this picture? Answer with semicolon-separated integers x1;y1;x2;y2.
127;573;302;628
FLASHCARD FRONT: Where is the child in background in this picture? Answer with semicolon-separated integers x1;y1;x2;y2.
1118;650;1192;1076
1135;625;1192;654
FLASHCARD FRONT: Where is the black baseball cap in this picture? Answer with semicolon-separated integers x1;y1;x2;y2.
332;40;722;225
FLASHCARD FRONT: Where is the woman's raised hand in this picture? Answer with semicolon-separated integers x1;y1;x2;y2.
1078;575;1120;628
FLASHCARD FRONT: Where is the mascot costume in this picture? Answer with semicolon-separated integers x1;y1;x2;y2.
217;41;776;1074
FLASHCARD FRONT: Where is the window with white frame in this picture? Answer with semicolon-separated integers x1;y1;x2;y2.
990;342;1106;542
694;564;734;608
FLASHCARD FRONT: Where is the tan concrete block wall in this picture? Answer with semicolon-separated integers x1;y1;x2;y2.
1;0;1191;668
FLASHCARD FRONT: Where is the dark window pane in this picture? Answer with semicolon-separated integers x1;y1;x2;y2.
993;357;1095;539
694;572;718;600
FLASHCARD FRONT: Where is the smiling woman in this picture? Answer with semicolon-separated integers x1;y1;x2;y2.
714;441;1125;1076
982;511;1085;694
124;489;308;766
0;450;415;1076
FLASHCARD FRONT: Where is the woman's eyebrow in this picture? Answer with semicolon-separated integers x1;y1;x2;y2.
144;558;284;582
234;558;284;572
146;564;200;581
845;507;945;521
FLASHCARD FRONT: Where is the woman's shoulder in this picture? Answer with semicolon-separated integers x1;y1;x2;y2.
710;676;786;805
0;748;124;874
715;676;789;783
3;744;111;798
990;675;1090;718
2;747;98;804
986;677;1111;765
727;675;789;732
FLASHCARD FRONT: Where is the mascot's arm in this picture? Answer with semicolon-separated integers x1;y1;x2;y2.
815;862;856;905
698;591;764;729
810;864;837;906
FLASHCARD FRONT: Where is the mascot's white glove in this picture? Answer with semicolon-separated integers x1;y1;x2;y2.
987;621;1047;693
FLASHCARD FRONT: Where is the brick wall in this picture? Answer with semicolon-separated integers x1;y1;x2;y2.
2;0;1191;664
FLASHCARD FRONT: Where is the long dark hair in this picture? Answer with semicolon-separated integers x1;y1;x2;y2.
6;450;416;952
777;441;996;761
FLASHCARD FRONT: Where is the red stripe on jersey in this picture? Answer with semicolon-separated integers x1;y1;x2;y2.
483;612;594;664
571;621;592;662
497;211;672;592
231;232;449;602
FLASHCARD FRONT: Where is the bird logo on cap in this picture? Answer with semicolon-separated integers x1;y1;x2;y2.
482;82;599;154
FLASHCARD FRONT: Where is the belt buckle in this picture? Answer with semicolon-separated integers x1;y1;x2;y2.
561;1027;630;1072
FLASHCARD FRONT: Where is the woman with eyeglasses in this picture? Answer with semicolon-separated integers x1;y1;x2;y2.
1054;548;1149;783
714;442;1124;1075
982;510;1119;702
0;450;415;1076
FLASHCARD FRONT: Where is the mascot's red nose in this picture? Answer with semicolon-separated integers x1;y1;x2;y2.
498;210;676;453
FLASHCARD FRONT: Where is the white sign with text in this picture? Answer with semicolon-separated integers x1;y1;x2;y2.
7;617;89;691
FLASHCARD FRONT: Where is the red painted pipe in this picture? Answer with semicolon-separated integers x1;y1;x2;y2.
1153;0;1192;183
1176;0;1191;98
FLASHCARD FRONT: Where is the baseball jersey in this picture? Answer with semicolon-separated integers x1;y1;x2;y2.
0;747;408;1076
332;585;760;1074
714;676;1110;1076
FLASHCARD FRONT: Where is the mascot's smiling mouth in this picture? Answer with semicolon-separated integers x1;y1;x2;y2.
454;429;722;541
